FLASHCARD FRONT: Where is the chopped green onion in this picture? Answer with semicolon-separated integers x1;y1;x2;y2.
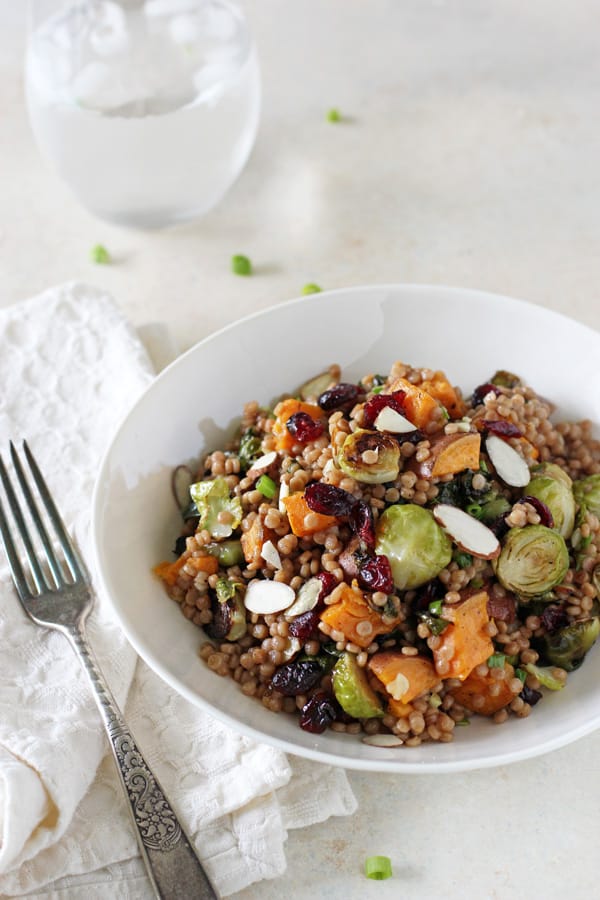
428;599;443;616
256;474;277;499
575;534;593;570
302;283;322;295
466;501;484;519
455;717;471;726
326;107;341;122
429;692;442;709
365;856;392;880
487;653;506;668
419;612;449;636
453;550;474;569
231;254;252;276
515;668;527;684
90;243;110;264
371;386;385;395
479;459;490;474
505;654;519;666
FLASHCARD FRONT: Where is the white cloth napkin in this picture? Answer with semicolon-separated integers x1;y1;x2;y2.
0;283;357;898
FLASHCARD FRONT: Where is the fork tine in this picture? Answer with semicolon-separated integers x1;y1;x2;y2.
0;452;50;593
0;491;32;600
9;442;67;588
21;440;87;581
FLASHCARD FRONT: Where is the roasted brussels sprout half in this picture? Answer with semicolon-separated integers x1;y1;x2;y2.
206;578;247;641
332;652;384;718
532;462;573;489
238;428;262;472
491;370;522;389
190;476;243;539
298;366;339;401
338;429;401;484
204;539;244;567
375;504;452;590
493;525;569;599
525;476;575;539
522;662;565;691
543;618;600;671
573;474;600;518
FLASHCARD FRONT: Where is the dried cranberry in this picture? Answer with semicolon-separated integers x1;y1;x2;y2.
173;535;188;556
205;595;232;641
486;593;517;623
271;660;323;696
357;553;394;594
318;382;361;412
517;496;554;528
397;429;425;445
288;573;337;642
349;500;376;547
333;703;355;724
286;412;324;443
413;581;442;612
488;515;510;539
471;383;502;406
299;692;337;733
288;609;321;642
540;604;569;634
305;482;356;517
483;419;523;438
362;390;407;428
315;571;338;599
520;684;543;706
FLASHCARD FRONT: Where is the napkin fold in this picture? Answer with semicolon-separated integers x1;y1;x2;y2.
0;283;357;898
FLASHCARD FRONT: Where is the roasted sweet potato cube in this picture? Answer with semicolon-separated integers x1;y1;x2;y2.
433;590;494;681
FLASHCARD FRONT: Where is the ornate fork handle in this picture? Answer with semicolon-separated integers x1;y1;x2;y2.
67;621;219;899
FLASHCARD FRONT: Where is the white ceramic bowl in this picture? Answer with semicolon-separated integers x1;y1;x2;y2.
92;284;600;772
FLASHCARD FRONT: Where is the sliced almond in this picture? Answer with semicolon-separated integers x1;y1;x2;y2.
485;434;530;488
244;579;295;615
281;636;302;661
171;464;194;511
386;672;410;701
247;450;278;473
284;576;322;618
433;503;501;560
374;406;417;434
261;539;282;570
362;734;404;748
278;480;290;513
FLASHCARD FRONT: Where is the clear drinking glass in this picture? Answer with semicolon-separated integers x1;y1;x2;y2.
25;0;261;228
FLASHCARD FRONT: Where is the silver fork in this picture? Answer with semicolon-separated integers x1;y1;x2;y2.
0;441;219;900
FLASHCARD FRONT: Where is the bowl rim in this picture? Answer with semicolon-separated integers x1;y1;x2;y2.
91;282;600;772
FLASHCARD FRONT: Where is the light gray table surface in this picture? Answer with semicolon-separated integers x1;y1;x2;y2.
1;2;600;899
